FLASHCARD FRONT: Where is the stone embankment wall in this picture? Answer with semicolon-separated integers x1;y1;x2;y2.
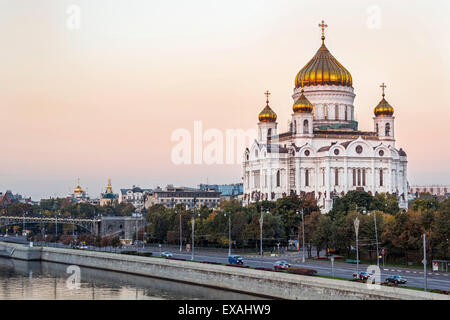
0;242;447;300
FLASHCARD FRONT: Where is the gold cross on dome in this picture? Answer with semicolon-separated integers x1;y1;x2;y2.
318;20;328;41
380;83;387;97
264;90;271;105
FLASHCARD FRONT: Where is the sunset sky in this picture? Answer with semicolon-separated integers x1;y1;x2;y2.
0;0;449;200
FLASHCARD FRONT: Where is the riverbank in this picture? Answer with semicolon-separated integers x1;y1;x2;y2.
0;242;448;300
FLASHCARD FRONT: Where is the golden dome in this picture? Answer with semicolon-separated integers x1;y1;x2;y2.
374;98;394;117
74;178;83;194
259;105;277;122
374;83;394;117
258;91;277;122
293;88;313;113
294;39;352;88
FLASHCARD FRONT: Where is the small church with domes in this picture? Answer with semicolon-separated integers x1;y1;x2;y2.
243;21;408;213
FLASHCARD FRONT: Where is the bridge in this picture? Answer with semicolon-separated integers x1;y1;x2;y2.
0;215;145;239
0;216;101;235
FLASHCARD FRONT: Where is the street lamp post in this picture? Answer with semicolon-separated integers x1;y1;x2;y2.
354;215;360;274
423;233;427;291
296;209;306;263
259;207;268;265
373;211;380;267
301;209;305;263
191;198;199;261
224;212;231;256
179;210;182;252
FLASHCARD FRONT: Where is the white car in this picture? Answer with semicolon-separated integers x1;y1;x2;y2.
161;251;173;258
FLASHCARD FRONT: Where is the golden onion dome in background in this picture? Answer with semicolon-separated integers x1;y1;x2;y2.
374;83;394;117
295;21;352;88
293;88;313;113
74;178;83;194
258;91;277;122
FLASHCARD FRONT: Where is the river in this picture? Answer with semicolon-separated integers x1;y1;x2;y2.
0;257;263;300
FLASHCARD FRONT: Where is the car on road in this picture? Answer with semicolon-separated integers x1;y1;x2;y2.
228;255;244;265
385;275;407;284
161;251;173;258
352;271;372;280
273;260;291;270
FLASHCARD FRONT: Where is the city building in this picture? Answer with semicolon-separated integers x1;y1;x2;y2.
409;185;449;198
100;178;118;206
118;186;152;210
243;22;408;213
199;183;243;200
145;185;221;209
0;190;32;207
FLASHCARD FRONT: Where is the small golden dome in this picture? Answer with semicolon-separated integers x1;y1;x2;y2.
258;90;277;122
374;98;394;117
259;105;277;122
74;178;83;194
293;88;313;113
374;83;394;117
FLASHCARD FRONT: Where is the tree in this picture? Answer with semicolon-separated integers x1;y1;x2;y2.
312;215;333;257
302;211;321;258
382;211;423;265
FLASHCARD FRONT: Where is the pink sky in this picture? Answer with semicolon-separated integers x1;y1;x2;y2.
0;0;449;200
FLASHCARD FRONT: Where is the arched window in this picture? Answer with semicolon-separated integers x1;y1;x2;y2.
276;170;281;187
376;123;379;135
335;105;339;120
357;169;361;186
335;168;339;186
303;119;309;134
305;169;310;187
345;107;348;121
362;169;366;186
352;169;356;186
267;128;272;139
255;150;258;158
293;120;297;134
385;123;391;136
324;105;328;120
380;169;384;186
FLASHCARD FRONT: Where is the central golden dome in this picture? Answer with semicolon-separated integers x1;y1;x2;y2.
295;42;352;88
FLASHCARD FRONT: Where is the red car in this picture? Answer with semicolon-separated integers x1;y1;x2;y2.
352;271;372;280
273;260;291;270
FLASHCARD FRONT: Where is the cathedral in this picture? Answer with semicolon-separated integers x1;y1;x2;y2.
243;21;408;213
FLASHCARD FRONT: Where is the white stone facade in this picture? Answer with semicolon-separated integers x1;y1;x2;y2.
243;90;408;213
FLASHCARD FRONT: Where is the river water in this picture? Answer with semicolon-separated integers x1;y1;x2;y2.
0;257;263;300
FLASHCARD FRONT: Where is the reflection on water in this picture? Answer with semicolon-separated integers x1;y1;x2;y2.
0;257;264;300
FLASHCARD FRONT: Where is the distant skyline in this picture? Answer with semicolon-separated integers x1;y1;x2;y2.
1;0;449;200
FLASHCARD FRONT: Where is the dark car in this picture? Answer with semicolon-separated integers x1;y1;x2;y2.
228;255;243;265
385;275;407;284
273;260;291;270
352;271;372;280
